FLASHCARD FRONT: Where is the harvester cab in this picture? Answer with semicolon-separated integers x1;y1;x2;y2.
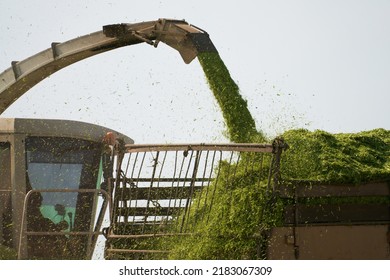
0;118;133;259
0;19;217;259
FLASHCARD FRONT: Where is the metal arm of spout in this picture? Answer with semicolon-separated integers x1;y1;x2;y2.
0;19;217;114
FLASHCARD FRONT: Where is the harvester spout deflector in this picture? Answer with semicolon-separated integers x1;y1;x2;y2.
154;18;217;64
103;19;217;64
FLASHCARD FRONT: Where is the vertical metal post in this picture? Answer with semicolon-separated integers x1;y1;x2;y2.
142;151;160;233
271;137;287;193
110;139;126;224
180;150;201;232
10;134;27;259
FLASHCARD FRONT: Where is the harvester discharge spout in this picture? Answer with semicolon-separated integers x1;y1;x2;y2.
103;18;217;64
0;18;217;114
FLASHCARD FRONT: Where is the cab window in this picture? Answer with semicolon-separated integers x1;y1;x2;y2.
25;137;101;259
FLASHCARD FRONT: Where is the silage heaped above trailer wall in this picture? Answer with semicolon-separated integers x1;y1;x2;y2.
281;128;390;184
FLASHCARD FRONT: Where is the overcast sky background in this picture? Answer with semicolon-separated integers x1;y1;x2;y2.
1;0;390;144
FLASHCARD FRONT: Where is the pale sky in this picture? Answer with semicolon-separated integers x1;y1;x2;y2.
1;0;390;144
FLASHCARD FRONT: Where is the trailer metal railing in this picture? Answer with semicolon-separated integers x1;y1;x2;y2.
105;139;287;259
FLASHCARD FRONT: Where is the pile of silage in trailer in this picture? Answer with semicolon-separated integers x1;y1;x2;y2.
281;128;390;184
